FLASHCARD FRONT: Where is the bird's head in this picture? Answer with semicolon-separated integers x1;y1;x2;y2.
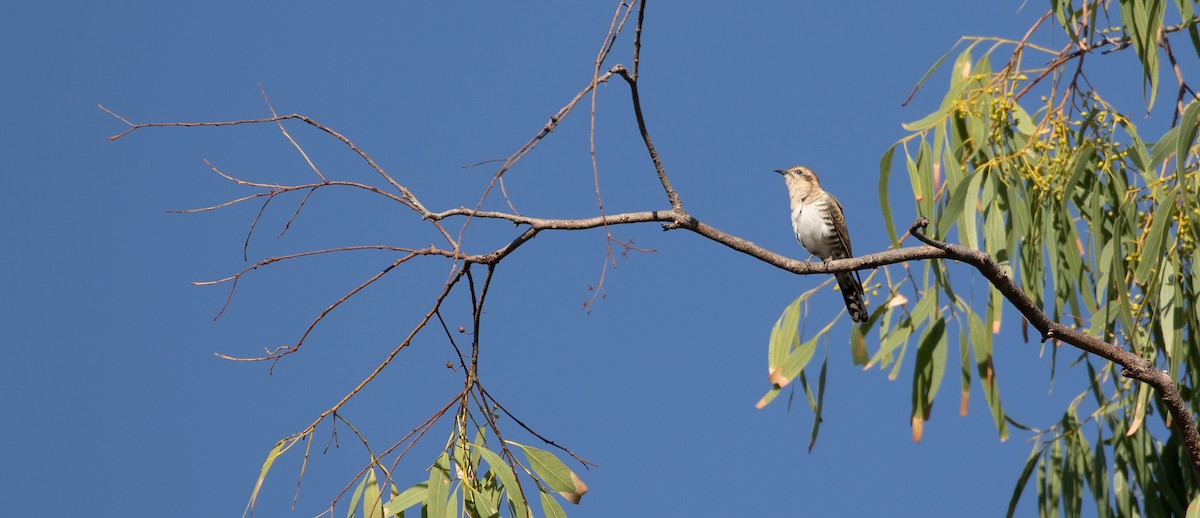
774;165;821;200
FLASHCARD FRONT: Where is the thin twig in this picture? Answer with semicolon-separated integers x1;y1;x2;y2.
478;383;597;468
260;84;329;183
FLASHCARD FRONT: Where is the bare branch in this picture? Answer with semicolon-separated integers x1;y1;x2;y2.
195;245;419;320
214;251;422;364
100;107;436;228
260;84;328;183
614;64;681;212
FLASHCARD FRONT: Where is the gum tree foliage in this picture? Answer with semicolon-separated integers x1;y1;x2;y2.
106;1;1200;517
816;1;1200;515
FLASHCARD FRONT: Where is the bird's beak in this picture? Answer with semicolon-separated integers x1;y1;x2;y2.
773;169;786;175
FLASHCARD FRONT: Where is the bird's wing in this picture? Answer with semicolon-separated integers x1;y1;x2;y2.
827;195;864;286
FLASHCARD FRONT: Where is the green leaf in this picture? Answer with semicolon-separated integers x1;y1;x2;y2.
1134;186;1178;284
347;470;368;518
472;427;487;470
1008;444;1046;518
777;334;820;388
968;308;1008;441
1121;0;1165;109
913;140;936;218
905;43;961;106
902;107;950;132
911;318;948;441
1160;260;1181;364
900;45;978;131
363;468;384;518
1150;124;1181;170
540;491;568;518
1061;411;1083;518
481;470;504;512
965;111;988;161
445;491;458;518
974;52;992;77
1088;429;1111;518
1189;491;1200;518
808;351;828;452
1177;99;1200;179
870;292;934;371
382;482;428;517
767;293;810;387
506;441;587;503
426;453;452;518
1012;103;1038;136
1048;437;1063;517
245;438;294;516
1052;0;1080;45
879;145;900;246
473;444;529;518
982;184;1005;261
1115;464;1133;515
959;328;971;417
757;385;781;408
937;168;977;239
463;483;502;518
960;169;985;250
1063;143;1095;204
850;321;869;366
1176;0;1200;62
1120;119;1153;171
1004;179;1032;254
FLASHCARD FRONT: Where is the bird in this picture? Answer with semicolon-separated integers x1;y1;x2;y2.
774;165;868;323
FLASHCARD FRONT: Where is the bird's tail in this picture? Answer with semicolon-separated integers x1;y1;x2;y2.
835;271;868;323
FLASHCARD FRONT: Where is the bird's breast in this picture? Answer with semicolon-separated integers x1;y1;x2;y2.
792;201;835;259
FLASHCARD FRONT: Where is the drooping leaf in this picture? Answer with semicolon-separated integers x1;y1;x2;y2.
902;106;952;132
506;441;588;504
473;444;529;518
1047;437;1064;516
347;470;368;518
959;327;971;417
1120;118;1153;171
1008;443;1046;518
1120;0;1165;109
1134;186;1178;284
1177;99;1200;182
879;145;900;246
808;351;828;452
767;293;807;387
539;491;569;518
968;309;1008;441
870;291;935;371
463;483;502;518
425;453;452;518
1012;102;1038;136
850;321;869;366
937;167;978;239
363;468;384;518
245;438;294;516
1175;0;1200;62
777;334;820;389
911;318;948;442
1150;124;1181;170
382;482;428;517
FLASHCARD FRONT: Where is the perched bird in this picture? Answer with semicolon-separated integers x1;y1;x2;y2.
774;165;868;323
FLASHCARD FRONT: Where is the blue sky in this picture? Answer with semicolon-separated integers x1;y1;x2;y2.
0;2;1157;516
